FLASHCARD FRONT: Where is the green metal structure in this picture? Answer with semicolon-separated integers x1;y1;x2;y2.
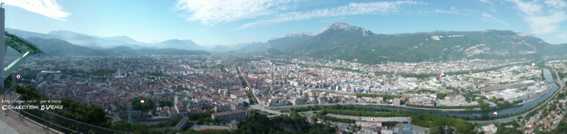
4;33;42;78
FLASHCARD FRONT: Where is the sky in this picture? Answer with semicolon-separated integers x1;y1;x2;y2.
4;0;567;46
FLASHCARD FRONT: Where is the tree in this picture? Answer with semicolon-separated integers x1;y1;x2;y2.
14;85;109;126
478;99;490;112
132;97;155;112
233;111;336;134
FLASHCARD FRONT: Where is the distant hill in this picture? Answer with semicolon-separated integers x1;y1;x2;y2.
47;30;145;49
6;34;209;57
107;46;209;56
5;29;209;56
542;44;567;56
245;22;550;63
6;28;50;39
105;36;141;45
9;25;564;62
7;29;206;51
154;39;203;50
7;29;145;49
24;37;106;56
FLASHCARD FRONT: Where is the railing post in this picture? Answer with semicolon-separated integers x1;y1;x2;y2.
0;3;5;91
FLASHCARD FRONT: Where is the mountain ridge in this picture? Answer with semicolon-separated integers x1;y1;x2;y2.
5;32;209;57
7;29;206;51
9;23;567;62
241;22;558;63
154;39;201;50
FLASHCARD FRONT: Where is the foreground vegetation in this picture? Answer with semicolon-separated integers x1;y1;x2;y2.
15;85;109;126
294;105;477;134
183;111;335;134
233;112;335;134
546;118;567;134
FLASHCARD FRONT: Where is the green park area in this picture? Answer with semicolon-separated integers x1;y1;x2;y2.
292;105;477;134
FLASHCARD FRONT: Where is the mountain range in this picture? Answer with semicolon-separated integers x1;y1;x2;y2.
7;22;567;62
240;22;567;63
6;29;209;57
7;28;205;51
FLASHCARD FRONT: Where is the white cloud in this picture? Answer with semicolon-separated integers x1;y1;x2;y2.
524;12;566;34
481;12;510;26
510;0;567;35
511;0;542;15
434;6;463;15
544;0;567;8
176;0;298;24
239;0;418;29
480;0;493;4
4;0;70;21
555;32;567;40
481;12;496;20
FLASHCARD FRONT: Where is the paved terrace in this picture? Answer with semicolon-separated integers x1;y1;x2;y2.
0;109;61;134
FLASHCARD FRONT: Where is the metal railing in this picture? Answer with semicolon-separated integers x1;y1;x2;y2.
14;109;127;134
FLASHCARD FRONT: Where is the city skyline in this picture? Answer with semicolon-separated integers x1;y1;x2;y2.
4;0;567;46
3;1;567;133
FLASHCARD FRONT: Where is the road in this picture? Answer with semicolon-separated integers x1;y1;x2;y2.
236;67;258;105
191;125;234;131
174;116;189;130
249;104;283;116
326;114;411;122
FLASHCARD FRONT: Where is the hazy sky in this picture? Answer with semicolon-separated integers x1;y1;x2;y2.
4;0;567;45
